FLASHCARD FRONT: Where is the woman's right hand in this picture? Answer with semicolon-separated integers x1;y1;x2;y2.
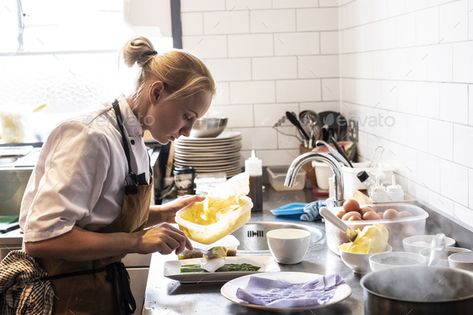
134;223;192;255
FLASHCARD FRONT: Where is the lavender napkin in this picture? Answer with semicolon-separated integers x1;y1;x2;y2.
235;274;344;308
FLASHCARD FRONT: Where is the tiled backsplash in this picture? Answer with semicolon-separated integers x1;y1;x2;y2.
1;0;472;228
339;0;473;228
180;0;341;165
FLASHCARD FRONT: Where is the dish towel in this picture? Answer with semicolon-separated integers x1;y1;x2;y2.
300;200;326;222
236;274;344;308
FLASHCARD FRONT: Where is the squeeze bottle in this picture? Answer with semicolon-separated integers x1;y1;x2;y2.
245;150;263;211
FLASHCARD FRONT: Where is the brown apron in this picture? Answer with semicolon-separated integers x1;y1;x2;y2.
37;100;152;315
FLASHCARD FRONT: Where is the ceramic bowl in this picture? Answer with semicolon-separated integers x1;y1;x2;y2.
266;228;310;264
340;245;392;274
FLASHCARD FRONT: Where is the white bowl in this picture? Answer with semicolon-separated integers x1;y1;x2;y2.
369;251;426;272
448;251;473;271
266;228;310;265
340;245;392;274
419;247;471;267
402;235;456;253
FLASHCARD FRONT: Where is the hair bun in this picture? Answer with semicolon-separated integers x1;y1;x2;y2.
122;37;156;67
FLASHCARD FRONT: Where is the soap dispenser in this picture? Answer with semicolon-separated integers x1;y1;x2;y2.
245;150;263;211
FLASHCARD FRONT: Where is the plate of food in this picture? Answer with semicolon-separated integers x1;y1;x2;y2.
163;255;279;283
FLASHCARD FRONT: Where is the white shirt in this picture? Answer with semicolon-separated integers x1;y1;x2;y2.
19;96;151;242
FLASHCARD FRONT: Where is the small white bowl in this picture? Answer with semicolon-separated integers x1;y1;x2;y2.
266;228;310;265
419;247;471;267
402;235;456;253
448;251;473;271
339;245;392;274
369;251;426;272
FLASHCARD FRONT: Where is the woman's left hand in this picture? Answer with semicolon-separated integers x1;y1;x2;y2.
149;195;206;224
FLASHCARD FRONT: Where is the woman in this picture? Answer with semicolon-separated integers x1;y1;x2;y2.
18;36;215;314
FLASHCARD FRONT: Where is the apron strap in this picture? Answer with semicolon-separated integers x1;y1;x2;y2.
112;99;139;195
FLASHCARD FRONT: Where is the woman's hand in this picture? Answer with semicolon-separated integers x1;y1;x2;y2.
148;195;206;225
134;222;192;255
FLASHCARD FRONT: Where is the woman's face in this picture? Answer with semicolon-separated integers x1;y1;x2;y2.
143;88;213;144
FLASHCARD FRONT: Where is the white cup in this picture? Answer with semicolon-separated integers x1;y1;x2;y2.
266;228;310;264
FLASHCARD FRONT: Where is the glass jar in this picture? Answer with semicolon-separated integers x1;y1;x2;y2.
173;166;195;196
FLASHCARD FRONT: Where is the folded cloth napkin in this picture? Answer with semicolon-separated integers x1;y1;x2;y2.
236;274;344;308
300;200;326;222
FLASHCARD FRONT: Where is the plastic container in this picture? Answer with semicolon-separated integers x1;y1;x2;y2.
325;203;429;255
312;161;332;190
175;195;253;244
267;166;305;191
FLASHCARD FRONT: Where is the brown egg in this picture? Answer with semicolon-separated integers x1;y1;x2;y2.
336;210;346;219
363;211;381;220
398;210;413;218
383;208;399;219
360;206;374;215
343;199;360;213
347;216;361;221
342;211;362;221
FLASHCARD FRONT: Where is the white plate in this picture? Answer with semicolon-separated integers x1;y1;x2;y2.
178;131;241;142
220;271;351;311
164;256;279;283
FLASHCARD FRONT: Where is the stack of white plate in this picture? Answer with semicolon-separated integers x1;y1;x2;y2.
174;131;242;177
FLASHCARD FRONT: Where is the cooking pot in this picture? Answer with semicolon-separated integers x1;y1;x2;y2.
361;266;473;315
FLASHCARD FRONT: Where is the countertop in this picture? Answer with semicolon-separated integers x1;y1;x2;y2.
142;188;363;315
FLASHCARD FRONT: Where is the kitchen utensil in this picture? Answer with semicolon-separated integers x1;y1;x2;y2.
330;136;353;167
299;110;321;145
318;111;348;141
266;228;310;264
427;233;447;266
315;140;351;167
190;117;228;138
285;111;310;141
319;207;358;242
361;266;473;315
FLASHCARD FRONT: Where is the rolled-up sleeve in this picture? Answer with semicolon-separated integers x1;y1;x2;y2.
22;121;111;242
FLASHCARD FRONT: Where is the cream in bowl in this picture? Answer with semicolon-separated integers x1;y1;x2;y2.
266;228;310;264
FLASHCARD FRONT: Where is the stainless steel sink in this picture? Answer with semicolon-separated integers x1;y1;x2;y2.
231;221;324;253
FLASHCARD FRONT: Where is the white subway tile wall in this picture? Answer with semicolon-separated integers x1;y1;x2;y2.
339;0;473;228
2;0;471;227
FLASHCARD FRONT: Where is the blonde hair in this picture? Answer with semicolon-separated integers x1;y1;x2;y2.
122;36;215;102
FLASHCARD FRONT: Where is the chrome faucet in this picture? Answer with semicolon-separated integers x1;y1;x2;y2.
284;151;344;206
